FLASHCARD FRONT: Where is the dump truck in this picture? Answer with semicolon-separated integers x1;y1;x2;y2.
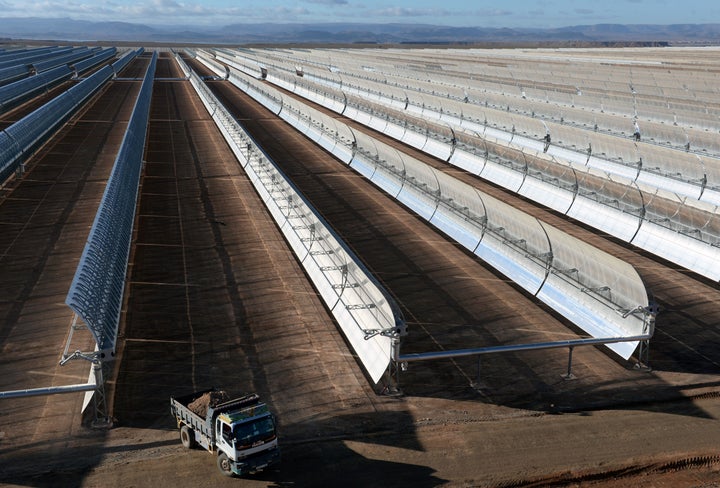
170;388;280;476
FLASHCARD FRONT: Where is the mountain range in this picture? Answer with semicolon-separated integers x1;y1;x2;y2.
1;17;720;45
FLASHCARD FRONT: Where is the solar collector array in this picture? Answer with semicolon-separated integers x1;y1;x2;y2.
238;49;720;281
0;63;114;185
222;61;653;361
65;51;157;357
0;46;73;70
110;47;144;77
72;47;117;75
0;64;32;87
31;47;93;74
281;47;720;153
0;65;74;114
182;52;401;382
305;60;720;202
0;45;63;62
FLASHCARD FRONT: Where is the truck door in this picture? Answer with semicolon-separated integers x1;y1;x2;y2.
216;419;234;456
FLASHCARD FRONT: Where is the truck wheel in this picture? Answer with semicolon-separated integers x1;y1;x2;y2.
180;425;195;449
217;452;234;477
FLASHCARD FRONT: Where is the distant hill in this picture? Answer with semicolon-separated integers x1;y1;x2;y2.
0;18;161;42
1;17;719;45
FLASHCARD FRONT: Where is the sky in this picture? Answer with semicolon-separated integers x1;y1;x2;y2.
0;0;717;27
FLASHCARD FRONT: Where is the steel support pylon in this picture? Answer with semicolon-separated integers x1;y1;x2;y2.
90;361;113;428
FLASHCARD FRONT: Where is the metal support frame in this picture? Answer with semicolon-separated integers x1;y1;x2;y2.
562;346;576;380
60;349;113;428
0;313;112;428
63;306;113;422
331;264;360;291
382;333;404;396
394;332;655;391
634;339;652;371
0;352;110;428
470;356;485;391
90;361;111;428
631;302;656;371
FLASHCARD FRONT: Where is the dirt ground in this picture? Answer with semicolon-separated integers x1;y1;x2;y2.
2;392;720;487
100;400;720;488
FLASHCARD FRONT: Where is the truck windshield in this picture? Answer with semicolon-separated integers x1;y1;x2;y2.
233;416;275;447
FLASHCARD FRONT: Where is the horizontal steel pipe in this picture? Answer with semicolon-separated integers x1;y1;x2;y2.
0;382;96;399
398;334;652;362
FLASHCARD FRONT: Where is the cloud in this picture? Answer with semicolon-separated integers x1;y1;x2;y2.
369;4;512;19
6;0;117;17
117;0;220;18
0;0;254;23
0;0;323;24
574;8;594;15
236;5;311;22
306;0;349;5
475;9;513;17
373;7;452;18
0;0;186;19
266;6;312;17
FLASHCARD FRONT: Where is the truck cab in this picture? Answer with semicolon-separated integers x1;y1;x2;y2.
214;403;279;476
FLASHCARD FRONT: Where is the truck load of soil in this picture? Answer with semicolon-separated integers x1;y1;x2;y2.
188;390;230;418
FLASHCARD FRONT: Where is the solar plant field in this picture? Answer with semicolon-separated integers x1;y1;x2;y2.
1;45;719;487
